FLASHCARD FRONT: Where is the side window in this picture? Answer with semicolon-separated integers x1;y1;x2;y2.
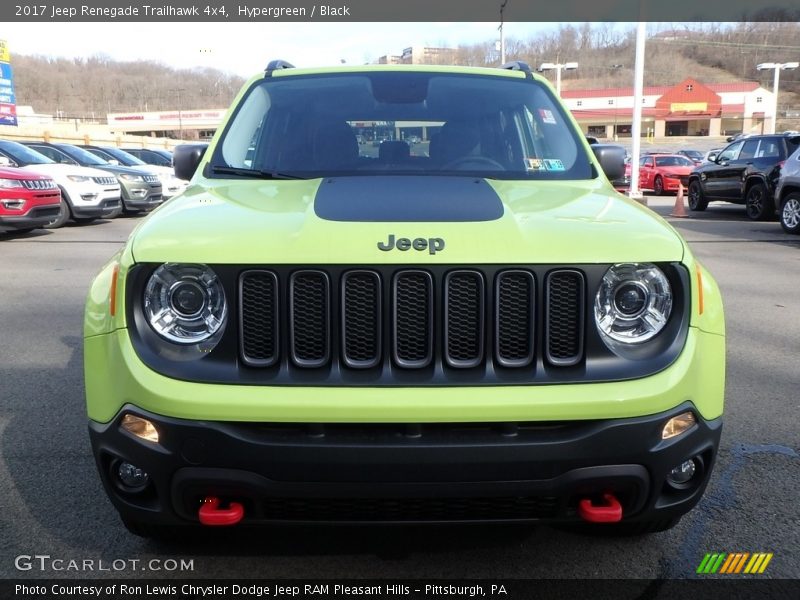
717;141;743;162
755;139;781;159
36;147;73;164
739;139;759;160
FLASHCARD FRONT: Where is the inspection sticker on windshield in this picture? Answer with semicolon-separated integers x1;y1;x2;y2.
539;109;557;124
543;159;565;171
524;158;546;171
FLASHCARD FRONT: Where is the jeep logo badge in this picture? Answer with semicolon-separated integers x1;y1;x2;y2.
377;234;445;255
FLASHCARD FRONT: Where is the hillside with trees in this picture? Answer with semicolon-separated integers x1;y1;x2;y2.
10;22;800;122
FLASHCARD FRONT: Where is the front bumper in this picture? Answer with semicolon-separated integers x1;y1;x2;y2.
90;402;721;526
0;204;62;230
121;182;163;210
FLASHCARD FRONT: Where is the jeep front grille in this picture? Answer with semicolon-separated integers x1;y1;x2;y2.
20;179;58;190
239;266;586;374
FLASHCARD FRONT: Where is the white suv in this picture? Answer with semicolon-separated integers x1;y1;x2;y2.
0;140;121;228
80;145;187;200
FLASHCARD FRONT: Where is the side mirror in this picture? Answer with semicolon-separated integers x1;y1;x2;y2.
108;159;120;165
591;144;626;181
174;143;208;181
706;154;716;163
0;156;12;167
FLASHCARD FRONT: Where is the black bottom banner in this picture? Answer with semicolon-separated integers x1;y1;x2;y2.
3;579;799;600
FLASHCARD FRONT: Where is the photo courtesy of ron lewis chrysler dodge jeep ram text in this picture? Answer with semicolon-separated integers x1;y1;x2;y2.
84;61;725;538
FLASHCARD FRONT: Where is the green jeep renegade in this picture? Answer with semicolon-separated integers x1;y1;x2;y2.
84;61;725;536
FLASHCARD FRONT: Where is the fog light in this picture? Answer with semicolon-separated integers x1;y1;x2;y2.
117;462;150;490
121;414;159;443
662;411;696;440
668;459;697;485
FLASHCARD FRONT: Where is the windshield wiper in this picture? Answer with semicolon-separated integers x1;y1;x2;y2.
211;165;306;180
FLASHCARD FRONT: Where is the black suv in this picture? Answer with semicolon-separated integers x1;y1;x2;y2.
687;133;800;220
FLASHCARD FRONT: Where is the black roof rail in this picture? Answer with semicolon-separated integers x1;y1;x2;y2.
501;61;533;78
265;60;295;77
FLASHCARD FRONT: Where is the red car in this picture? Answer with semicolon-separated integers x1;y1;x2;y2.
638;154;696;195
0;167;62;233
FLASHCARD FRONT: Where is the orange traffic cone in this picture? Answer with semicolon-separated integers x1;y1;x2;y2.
670;182;689;218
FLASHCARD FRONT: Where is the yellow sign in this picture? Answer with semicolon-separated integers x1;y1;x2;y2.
0;39;9;63
670;102;707;112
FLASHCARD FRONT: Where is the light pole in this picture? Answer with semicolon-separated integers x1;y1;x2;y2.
170;88;186;139
538;62;578;96
610;64;623;141
498;0;508;65
756;61;799;134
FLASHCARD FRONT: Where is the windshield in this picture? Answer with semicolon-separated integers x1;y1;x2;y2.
211;72;593;180
655;156;695;167
58;144;110;166
102;147;147;166
0;141;55;165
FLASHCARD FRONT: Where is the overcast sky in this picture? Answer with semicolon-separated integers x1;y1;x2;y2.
3;22;571;77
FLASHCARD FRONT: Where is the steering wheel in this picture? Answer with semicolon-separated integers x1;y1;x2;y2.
442;156;506;171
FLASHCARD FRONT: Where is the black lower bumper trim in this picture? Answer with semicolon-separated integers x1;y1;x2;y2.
89;402;721;526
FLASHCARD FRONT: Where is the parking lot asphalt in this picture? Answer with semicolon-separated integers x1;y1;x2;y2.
1;200;798;581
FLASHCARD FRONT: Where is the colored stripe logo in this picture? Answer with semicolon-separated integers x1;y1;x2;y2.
697;552;773;574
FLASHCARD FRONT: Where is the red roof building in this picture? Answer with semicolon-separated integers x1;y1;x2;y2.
560;78;773;139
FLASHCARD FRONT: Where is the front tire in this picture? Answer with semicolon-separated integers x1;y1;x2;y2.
688;180;707;211
43;197;71;229
780;193;800;234
745;182;773;221
654;176;664;196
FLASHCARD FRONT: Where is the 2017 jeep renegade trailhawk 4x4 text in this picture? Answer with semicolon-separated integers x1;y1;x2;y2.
84;61;725;537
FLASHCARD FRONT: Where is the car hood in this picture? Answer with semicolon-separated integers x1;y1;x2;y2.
658;166;695;175
81;164;150;177
130;177;686;265
18;163;120;180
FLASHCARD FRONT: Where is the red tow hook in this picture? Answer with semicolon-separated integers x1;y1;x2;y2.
578;493;623;523
198;496;245;526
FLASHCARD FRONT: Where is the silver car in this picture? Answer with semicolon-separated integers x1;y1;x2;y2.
774;145;800;235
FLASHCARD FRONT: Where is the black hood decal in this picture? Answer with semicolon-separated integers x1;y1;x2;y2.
314;176;504;222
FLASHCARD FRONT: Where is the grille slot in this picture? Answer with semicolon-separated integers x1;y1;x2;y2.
444;270;485;368
240;271;279;367
545;270;585;366
290;271;330;368
392;271;433;368
495;270;535;367
91;176;118;186
341;271;382;369
261;495;560;522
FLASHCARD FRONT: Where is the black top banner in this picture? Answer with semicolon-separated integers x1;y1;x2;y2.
3;0;800;22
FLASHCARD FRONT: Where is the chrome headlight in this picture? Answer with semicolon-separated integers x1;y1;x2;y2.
119;173;144;182
0;178;23;189
143;263;227;345
594;263;672;345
